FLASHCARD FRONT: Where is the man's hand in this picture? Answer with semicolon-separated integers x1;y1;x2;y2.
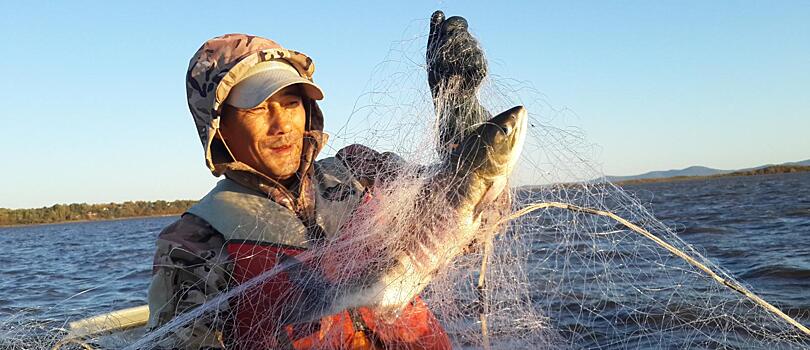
426;10;488;98
426;10;491;157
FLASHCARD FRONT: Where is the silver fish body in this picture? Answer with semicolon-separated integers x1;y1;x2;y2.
283;105;528;324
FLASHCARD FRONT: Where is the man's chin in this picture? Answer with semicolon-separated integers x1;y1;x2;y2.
261;162;300;182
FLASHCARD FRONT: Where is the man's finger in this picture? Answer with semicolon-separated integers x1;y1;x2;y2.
441;16;469;35
428;10;445;50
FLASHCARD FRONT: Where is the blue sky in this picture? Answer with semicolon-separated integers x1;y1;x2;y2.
1;1;808;208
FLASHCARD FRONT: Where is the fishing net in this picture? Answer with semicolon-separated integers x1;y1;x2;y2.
3;14;809;350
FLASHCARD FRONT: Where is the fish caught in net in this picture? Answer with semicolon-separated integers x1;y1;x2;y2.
3;11;809;350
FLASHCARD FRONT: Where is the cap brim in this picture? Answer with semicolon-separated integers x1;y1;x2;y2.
226;69;324;109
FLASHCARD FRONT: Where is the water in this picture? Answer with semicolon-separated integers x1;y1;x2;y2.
0;173;808;348
519;172;810;348
622;172;810;320
0;217;172;344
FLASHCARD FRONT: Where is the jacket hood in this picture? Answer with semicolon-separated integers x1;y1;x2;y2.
186;33;326;178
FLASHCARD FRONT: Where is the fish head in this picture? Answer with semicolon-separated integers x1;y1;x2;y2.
447;106;528;211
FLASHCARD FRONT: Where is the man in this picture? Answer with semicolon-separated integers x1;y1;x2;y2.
147;12;487;350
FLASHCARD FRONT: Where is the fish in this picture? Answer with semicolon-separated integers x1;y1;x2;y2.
278;105;528;325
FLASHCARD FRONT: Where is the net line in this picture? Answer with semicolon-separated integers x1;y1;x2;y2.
4;15;810;350
493;202;810;338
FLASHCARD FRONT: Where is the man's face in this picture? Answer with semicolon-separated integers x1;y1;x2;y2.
220;86;307;181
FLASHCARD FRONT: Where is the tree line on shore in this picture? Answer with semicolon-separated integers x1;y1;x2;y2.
0;200;197;226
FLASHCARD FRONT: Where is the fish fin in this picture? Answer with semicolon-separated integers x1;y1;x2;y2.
474;176;508;217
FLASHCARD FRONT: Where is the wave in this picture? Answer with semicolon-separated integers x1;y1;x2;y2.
740;265;810;279
675;225;731;235
783;208;810;218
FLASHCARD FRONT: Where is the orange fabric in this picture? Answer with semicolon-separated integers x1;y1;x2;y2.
226;242;451;350
356;299;451;350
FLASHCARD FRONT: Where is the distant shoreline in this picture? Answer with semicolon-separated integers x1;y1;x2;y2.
614;165;810;186
0;200;196;227
4;165;808;227
0;213;181;229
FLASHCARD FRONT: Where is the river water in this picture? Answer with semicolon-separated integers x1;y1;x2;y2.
1;172;808;348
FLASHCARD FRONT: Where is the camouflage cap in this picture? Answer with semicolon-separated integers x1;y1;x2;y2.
186;33;325;176
226;60;324;109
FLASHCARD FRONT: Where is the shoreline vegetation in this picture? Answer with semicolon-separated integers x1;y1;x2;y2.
613;165;810;186
3;166;808;227
0;200;196;227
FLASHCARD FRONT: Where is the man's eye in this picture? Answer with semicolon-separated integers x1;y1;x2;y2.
285;100;301;108
246;107;267;113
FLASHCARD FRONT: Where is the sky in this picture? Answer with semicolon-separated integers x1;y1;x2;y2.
1;1;808;209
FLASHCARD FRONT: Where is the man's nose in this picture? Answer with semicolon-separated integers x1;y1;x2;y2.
267;102;292;135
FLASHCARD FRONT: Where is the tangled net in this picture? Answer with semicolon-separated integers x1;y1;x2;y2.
5;16;809;350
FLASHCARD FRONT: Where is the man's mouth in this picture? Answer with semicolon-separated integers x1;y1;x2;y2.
270;145;292;154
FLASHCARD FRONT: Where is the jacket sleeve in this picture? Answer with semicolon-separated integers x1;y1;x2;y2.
146;213;233;349
335;144;415;189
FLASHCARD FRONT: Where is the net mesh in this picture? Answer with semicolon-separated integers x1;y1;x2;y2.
3;16;809;350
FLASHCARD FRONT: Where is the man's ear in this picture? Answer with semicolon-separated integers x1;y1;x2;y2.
304;98;324;131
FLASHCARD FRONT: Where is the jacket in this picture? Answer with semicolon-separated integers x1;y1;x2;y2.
147;153;451;349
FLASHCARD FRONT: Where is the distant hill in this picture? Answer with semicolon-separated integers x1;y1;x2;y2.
604;159;810;182
605;166;731;182
785;159;810;166
725;164;810;177
613;165;810;185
